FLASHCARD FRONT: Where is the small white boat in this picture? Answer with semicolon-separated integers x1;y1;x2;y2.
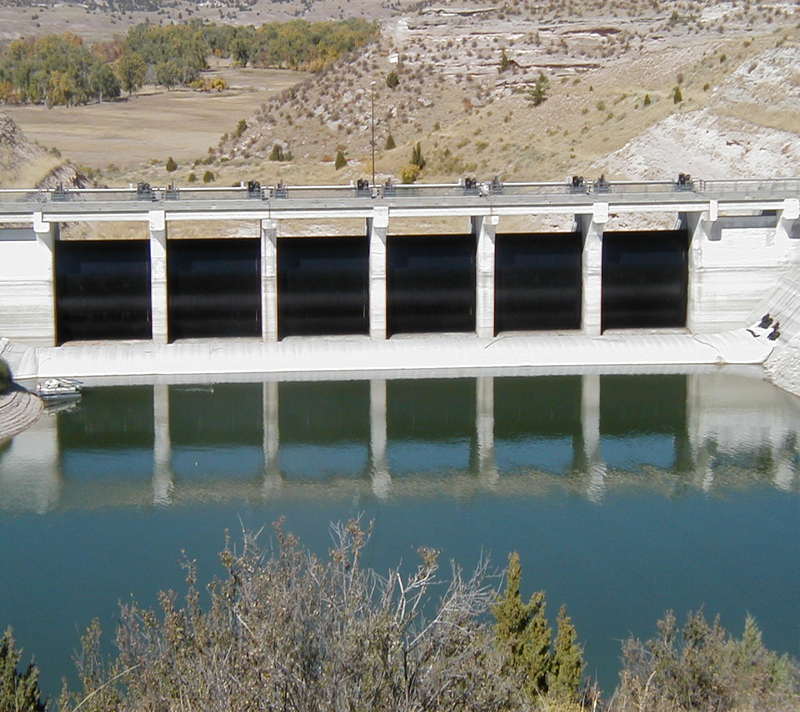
35;378;82;401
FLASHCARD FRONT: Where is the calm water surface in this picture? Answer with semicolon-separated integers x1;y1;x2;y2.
0;371;798;696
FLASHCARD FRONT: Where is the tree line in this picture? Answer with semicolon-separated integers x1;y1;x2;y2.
3;521;799;711
0;18;377;106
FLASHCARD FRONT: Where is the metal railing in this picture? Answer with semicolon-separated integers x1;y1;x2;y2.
0;177;796;208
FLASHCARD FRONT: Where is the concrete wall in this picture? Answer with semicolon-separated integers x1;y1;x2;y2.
1;211;798;345
0;228;55;345
688;225;787;333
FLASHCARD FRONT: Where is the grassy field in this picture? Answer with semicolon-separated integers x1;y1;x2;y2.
3;65;306;170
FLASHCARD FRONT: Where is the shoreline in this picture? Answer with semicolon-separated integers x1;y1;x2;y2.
0;385;43;442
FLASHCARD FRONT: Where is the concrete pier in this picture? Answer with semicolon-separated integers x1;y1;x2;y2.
261;219;279;342
368;208;389;340
472;216;499;338
149;210;168;344
683;202;719;334
578;205;606;337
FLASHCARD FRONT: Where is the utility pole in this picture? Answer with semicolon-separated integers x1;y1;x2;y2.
370;81;376;187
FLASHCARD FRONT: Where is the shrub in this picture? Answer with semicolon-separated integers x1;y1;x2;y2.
233;118;247;139
269;144;285;161
385;133;396;150
334;149;347;169
165;156;177;172
61;523;523;712
0;628;45;711
187;172;197;183
202;170;215;183
386;70;399;89
400;163;421;183
672;85;683;103
643;93;651;106
615;610;800;712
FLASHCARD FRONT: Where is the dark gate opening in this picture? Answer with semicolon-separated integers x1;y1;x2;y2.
277;237;368;338
601;231;688;330
495;233;582;333
387;235;476;335
168;239;261;340
55;240;151;344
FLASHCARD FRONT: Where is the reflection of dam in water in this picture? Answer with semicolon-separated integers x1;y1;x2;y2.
1;372;798;513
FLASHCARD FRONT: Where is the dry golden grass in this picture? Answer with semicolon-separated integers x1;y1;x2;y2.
3;153;62;189
3;66;306;171
716;103;800;135
60;221;147;241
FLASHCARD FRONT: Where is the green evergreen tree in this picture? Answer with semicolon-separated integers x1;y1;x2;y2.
0;629;46;712
385;134;396;150
410;142;425;170
492;552;552;699
521;591;551;697
527;72;549;106
334;149;347;169
499;48;510;73
548;605;584;701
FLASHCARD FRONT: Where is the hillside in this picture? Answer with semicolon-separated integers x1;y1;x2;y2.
156;0;799;190
0;113;84;188
0;0;797;236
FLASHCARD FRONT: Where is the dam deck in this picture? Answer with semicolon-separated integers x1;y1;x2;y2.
0;178;797;222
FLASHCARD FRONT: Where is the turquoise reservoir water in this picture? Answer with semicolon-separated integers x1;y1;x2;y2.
0;371;798;697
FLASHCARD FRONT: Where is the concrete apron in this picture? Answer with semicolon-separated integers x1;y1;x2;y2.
9;329;778;380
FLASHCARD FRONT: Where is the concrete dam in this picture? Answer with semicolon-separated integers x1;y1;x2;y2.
0;178;798;378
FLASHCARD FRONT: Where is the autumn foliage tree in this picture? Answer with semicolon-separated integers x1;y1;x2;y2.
115;51;146;96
